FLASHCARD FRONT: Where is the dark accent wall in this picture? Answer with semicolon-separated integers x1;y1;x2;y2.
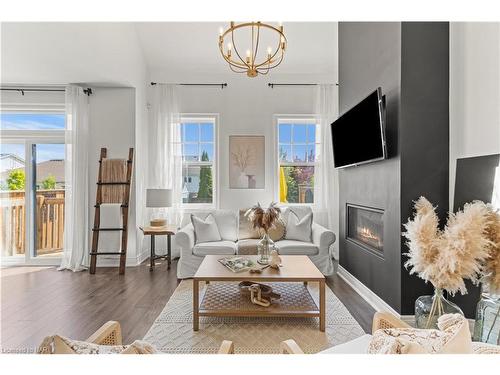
339;22;403;312
339;22;450;315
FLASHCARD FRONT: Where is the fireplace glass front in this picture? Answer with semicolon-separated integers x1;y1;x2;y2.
347;204;384;254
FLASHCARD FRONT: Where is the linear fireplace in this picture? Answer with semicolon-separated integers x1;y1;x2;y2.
346;204;384;256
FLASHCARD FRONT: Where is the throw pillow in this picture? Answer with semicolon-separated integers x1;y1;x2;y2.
285;210;313;242
259;217;286;241
368;313;473;354
38;336;158;354
191;214;222;243
120;340;159;354
239;209;261;239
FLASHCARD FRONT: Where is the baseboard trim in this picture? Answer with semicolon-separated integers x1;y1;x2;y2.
338;265;401;318
95;249;149;268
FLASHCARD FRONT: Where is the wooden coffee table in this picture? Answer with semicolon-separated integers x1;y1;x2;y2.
192;255;326;332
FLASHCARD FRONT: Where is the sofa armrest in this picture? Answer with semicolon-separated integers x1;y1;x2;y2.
280;339;305;354
176;223;195;255
218;340;235;354
86;321;123;345
311;222;336;255
372;312;411;334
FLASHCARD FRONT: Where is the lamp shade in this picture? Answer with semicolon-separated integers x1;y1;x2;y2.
146;189;172;208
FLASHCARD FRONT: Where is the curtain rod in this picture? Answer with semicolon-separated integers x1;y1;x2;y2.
1;87;93;96
268;83;339;88
150;82;228;89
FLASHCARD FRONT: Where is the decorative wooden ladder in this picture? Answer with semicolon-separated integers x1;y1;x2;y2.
89;147;134;275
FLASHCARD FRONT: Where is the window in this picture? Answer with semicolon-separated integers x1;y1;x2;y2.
179;116;217;206
1;112;66;263
277;118;320;204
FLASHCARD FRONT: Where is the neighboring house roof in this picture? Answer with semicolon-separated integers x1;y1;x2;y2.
0;159;65;184
0;153;25;165
35;160;65;183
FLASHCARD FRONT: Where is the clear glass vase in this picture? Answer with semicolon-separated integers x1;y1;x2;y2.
415;288;464;329
473;291;500;345
257;233;275;265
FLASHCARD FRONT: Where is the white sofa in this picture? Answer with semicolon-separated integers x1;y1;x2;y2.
176;206;337;279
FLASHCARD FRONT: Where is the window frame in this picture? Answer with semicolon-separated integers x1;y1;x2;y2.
179;114;219;210
1;110;66;266
274;115;320;207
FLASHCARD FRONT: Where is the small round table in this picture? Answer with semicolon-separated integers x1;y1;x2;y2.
139;225;176;271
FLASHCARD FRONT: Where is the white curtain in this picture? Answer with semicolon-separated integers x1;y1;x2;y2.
59;86;90;272
149;84;183;228
315;84;340;258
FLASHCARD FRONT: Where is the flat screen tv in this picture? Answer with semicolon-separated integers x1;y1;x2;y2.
331;87;387;169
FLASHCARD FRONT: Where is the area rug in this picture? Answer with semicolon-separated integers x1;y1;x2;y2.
143;280;365;354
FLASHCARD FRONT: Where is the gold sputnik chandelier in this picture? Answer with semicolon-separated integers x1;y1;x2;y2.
218;21;287;77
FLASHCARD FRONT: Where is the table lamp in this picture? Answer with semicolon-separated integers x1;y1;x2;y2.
146;188;172;227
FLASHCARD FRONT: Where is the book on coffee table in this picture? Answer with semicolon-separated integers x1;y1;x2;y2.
218;256;256;273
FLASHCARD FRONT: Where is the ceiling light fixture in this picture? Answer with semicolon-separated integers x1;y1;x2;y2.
218;21;287;77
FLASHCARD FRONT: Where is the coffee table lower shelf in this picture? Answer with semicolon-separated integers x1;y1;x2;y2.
193;282;325;331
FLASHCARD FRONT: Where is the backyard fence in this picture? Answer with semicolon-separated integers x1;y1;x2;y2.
0;189;65;257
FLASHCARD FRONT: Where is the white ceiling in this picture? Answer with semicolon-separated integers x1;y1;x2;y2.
135;22;337;79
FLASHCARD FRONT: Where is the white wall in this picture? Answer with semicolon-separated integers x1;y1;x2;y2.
450;22;500;206
88;87;140;265
176;79;317;211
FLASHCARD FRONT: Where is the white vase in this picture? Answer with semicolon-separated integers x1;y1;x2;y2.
237;171;247;188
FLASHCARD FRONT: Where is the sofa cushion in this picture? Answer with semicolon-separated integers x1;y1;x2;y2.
213;210;239;242
282;206;313;222
239;209;260;239
184;210;238;242
261;217;286;241
319;334;372;354
191;214;221;243
285;210;313;242
275;240;319;255
237;238;260;255
193;241;237;256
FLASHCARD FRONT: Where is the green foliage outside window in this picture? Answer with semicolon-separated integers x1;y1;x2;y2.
197;151;213;201
7;169;25;191
41;174;57;190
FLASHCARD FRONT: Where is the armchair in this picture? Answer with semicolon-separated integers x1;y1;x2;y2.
38;321;123;354
222;312;500;354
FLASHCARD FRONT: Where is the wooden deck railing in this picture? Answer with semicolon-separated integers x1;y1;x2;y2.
0;189;65;257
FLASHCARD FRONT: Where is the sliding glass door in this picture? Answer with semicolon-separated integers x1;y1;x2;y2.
1;113;66;265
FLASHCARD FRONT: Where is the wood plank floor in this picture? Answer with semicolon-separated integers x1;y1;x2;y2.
0;260;375;352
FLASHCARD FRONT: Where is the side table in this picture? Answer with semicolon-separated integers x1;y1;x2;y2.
139;225;176;271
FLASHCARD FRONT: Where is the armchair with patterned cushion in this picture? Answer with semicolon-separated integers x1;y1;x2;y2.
279;312;500;354
38;321;232;354
220;312;500;354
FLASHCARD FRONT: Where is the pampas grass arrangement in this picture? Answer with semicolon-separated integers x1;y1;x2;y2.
245;202;281;234
403;197;500;329
403;197;492;296
483;208;500;295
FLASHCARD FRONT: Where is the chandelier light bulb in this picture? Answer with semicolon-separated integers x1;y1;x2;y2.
219;27;224;36
227;42;232;50
267;46;272;56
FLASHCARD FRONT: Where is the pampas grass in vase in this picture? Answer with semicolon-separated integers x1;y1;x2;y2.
245;202;281;265
473;205;500;345
403;197;492;329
